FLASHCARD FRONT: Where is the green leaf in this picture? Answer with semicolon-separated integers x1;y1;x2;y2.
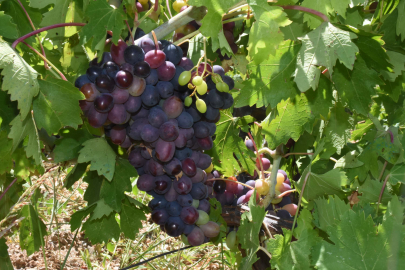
293;22;359;92
0;131;13;175
33;78;84;135
207;199;227;245
313;196;350;231
120;197;146;240
70;204;96;231
371;136;401;164
207;112;255;177
54;124;94;163
0;38;39;119
30;0;83;48
247;3;291;64
380;51;405;82
358;179;393;205
280;10;310;41
12;148;39;179
351;119;374;141
0;11;18;39
380;72;405;102
78;138;117;181
83;171;103;205
324;102;354;154
80;0;127;51
389;164;405;185
296;168;349;201
65;162;88;189
235;40;300;109
334;150;364;169
82;213;120;244
0;238;13;270
0;90;18;132
0;175;22;220
397;0;405;41
237;190;266;268
268;228;321;270
8;114;42;165
262;94;312;149
312;200;405;270
89;199;114;221
188;0;240;52
19;205;47;256
355;35;392;73
99;158;134;212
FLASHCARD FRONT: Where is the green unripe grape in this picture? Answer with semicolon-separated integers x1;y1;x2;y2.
212;73;222;84
192;76;203;86
184;96;192;107
181;234;190;245
178;71;191;86
192;199;199;208
196;81;207;95
196;210;209;225
196;99;207;113
226;231;238;250
216;82;229;92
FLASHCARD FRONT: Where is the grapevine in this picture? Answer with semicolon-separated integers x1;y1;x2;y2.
1;0;405;269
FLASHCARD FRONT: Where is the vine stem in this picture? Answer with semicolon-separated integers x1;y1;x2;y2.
125;20;134;45
16;0;49;70
281;5;329;22
22;41;67;81
0;178;17;202
290;171;311;238
166;0;173;18
206;178;255;190
12;23;86;49
378;161;388;181
376;174;390;216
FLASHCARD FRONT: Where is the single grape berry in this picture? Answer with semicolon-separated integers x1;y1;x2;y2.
196;99;207;113
192;76;203;86
124;45;145;65
115;70;133;88
213;180;226;194
196;81;207;95
184;96;192;107
178;71;192;86
94;93;114;113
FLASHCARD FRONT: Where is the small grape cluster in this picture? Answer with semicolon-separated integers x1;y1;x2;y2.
75;33;236;246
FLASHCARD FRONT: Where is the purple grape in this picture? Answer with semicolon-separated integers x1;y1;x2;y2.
159;121;179;141
152;209;169;225
187;227;205;246
124;96;142;113
163;158;182;176
155;139;176;162
128;148;147;168
148;107;168;128
87;106;108;128
173;175;192;195
137;174;155;191
177;194;193;207
164;216;185;237
140;124;159;142
176;111;193;128
108;104;128;124
197;199;210;213
127;118;149;140
182;158;197;177
157;61;176;81
154;175;171;194
165;183;179;202
111;87;130;104
166;201;182;216
156;81;174;98
141;85;160;107
190;182;207;200
196;153;211;170
94;93;114;113
147;159;165;176
200;221;220;238
180;206;199;225
190;168;205;183
213;180;226;194
163;96;184;119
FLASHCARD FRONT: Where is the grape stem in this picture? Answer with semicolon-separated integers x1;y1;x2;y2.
283;152;314;158
125;20;135;45
206;178;255;190
166;0;173;18
151;30;159;51
248;132;265;180
0;178;17;202
12;23;86;49
277;189;296;198
378;161;388;181
260;145;283;208
22;41;67;81
16;0;49;70
281;5;329;22
376;173;390;216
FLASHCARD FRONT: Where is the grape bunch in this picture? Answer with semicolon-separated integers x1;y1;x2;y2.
75;33;236;246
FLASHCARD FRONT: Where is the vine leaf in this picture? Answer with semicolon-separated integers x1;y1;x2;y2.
53;125;94;163
324;102;354;155
188;0;240;52
83;171;103;205
82;213;120;244
207;112;255;177
313;196;350;232
33;78;84;135
235;40;300;109
0;11;18;39
64;162;88;189
237;191;266;268
0;175;22;220
0;238;13;270
78;138;117;181
262;94;311;149
12;148;40;179
0;38;39;119
120;197;147;240
88;199;114;221
301;0;350;28
30;0;83;48
268;228;321;270
19;205;47;256
80;0;127;51
99;158;134;212
293;22;359;92
358;178;393;205
397;0;405;41
247;3;291;64
334;150;364;169
70;204;96;231
380;51;405;82
296;168;349;201
8;114;42;165
0;131;13;175
389;164;405;185
312;196;405;269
